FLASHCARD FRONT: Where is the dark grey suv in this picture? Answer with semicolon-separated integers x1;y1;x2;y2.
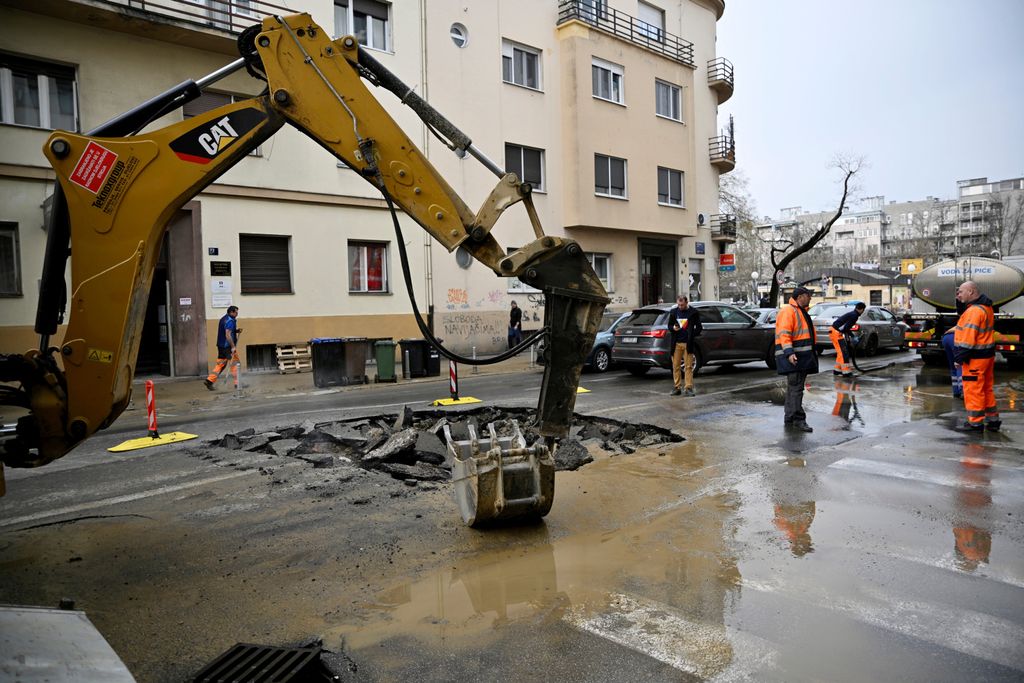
612;301;777;376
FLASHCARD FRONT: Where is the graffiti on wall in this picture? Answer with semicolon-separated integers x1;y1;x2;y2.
441;311;507;350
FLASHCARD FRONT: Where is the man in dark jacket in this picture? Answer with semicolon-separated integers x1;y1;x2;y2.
205;305;240;390
774;287;818;431
668;295;702;396
830;301;865;376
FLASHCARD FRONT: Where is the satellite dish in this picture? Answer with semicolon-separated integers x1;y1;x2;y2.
697;212;707;226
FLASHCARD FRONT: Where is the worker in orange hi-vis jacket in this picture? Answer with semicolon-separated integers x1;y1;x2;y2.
952;281;1000;432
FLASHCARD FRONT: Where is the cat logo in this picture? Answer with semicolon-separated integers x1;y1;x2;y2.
170;108;266;165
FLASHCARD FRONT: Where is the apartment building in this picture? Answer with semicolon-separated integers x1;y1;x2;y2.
0;0;732;374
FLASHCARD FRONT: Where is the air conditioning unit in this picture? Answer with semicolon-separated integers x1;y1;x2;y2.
697;212;707;226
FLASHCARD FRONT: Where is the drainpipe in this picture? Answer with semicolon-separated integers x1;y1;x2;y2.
419;0;435;335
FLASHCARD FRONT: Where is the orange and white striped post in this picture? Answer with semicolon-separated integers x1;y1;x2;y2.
145;379;159;438
449;360;459;401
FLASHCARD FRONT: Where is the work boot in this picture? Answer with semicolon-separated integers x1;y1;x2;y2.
833;370;843;375
954;421;984;433
670;388;681;396
683;388;695;397
203;379;215;391
842;372;854;378
793;421;813;432
986;420;1002;432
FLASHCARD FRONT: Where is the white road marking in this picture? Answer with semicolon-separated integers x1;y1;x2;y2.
830;457;1024;493
564;592;775;680
0;470;251;530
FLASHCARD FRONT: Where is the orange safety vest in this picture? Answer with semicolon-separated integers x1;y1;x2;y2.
954;301;995;360
775;298;815;355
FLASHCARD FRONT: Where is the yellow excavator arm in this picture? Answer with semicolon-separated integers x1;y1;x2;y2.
0;14;608;509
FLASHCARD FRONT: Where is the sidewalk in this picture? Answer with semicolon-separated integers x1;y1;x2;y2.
129;353;543;413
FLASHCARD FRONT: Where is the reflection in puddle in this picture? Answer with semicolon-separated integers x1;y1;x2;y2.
953;443;993;572
326;446;742;677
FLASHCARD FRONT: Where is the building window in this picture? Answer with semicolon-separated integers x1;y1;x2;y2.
0;222;21;296
580;0;606;23
657;167;684;207
587;252;612;291
592;58;624;104
450;23;468;48
502;40;541;90
183;91;262;157
505;143;545;192
334;0;390;51
655;80;681;121
0;53;77;131
240;234;292;294
636;1;665;42
594;154;627;198
349;241;389;293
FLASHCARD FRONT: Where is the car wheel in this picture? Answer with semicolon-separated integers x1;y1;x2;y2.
864;335;879;357
765;343;777;369
626;364;650;377
592;347;611;373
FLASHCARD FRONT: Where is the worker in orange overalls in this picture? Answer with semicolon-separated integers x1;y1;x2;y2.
775;286;818;432
952;281;1000;432
830;302;865;376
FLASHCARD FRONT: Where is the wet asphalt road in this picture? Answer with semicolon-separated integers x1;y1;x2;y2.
2;349;1023;681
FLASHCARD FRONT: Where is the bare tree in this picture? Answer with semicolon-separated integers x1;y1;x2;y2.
988;191;1024;257
765;157;863;306
718;171;761;301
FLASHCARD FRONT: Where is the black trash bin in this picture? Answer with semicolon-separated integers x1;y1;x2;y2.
310;337;369;387
399;338;428;377
425;341;442;376
311;338;345;388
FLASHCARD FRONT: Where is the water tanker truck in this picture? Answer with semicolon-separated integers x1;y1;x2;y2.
905;256;1024;368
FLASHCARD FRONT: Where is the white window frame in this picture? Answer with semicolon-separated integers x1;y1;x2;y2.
592;57;624;104
655;79;681;122
594;153;628;199
502;39;542;91
0;55;78;131
504;143;546;193
657;167;684;207
637;1;665;42
0;222;22;297
587;252;613;292
334;0;391;52
348;240;390;293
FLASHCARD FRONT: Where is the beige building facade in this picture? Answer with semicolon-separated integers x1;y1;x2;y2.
0;0;732;374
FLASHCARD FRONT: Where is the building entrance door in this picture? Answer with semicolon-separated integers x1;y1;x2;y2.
639;240;677;305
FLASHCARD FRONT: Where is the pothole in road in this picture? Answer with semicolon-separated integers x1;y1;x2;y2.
206;406;683;484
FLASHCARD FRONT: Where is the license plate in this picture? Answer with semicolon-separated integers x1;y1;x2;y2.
621;336;638;343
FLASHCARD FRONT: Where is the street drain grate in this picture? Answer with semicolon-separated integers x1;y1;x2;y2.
191;642;323;682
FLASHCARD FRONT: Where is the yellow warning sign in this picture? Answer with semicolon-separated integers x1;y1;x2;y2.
87;348;114;363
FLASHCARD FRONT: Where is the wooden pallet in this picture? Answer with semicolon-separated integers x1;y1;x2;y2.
276;342;312;374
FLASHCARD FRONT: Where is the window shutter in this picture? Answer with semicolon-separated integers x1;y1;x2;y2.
240;234;291;293
354;0;388;21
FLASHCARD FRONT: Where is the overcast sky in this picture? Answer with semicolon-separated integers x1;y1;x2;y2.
716;0;1024;219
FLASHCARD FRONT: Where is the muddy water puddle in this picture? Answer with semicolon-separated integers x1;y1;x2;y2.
318;441;744;676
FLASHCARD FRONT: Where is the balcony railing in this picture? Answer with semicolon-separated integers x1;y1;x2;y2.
709;135;736;172
710;213;737;241
707;57;734;103
557;0;695;68
121;0;292;34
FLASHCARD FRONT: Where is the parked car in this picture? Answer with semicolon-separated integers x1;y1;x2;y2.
752;308;779;325
612;302;777;376
537;310;630;373
809;303;907;356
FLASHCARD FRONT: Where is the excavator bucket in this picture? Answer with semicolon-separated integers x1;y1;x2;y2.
445;421;554;527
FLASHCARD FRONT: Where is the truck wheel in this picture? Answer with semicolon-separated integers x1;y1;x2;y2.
921;352;946;367
626;364;650;377
1006;355;1024;370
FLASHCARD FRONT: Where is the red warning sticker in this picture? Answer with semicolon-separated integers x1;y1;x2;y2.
69;141;118;194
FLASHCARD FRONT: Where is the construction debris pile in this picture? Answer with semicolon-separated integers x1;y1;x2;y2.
206;406;682;485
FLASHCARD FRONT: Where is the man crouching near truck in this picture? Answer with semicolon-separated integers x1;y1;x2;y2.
953;281;1001;432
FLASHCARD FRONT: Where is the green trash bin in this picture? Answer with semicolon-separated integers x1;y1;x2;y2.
374;339;397;383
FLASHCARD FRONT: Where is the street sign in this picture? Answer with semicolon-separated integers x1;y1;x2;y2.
718;264;736;272
719;253;735;266
776;270;785;284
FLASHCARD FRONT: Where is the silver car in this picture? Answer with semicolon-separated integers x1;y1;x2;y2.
809;303;906;356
